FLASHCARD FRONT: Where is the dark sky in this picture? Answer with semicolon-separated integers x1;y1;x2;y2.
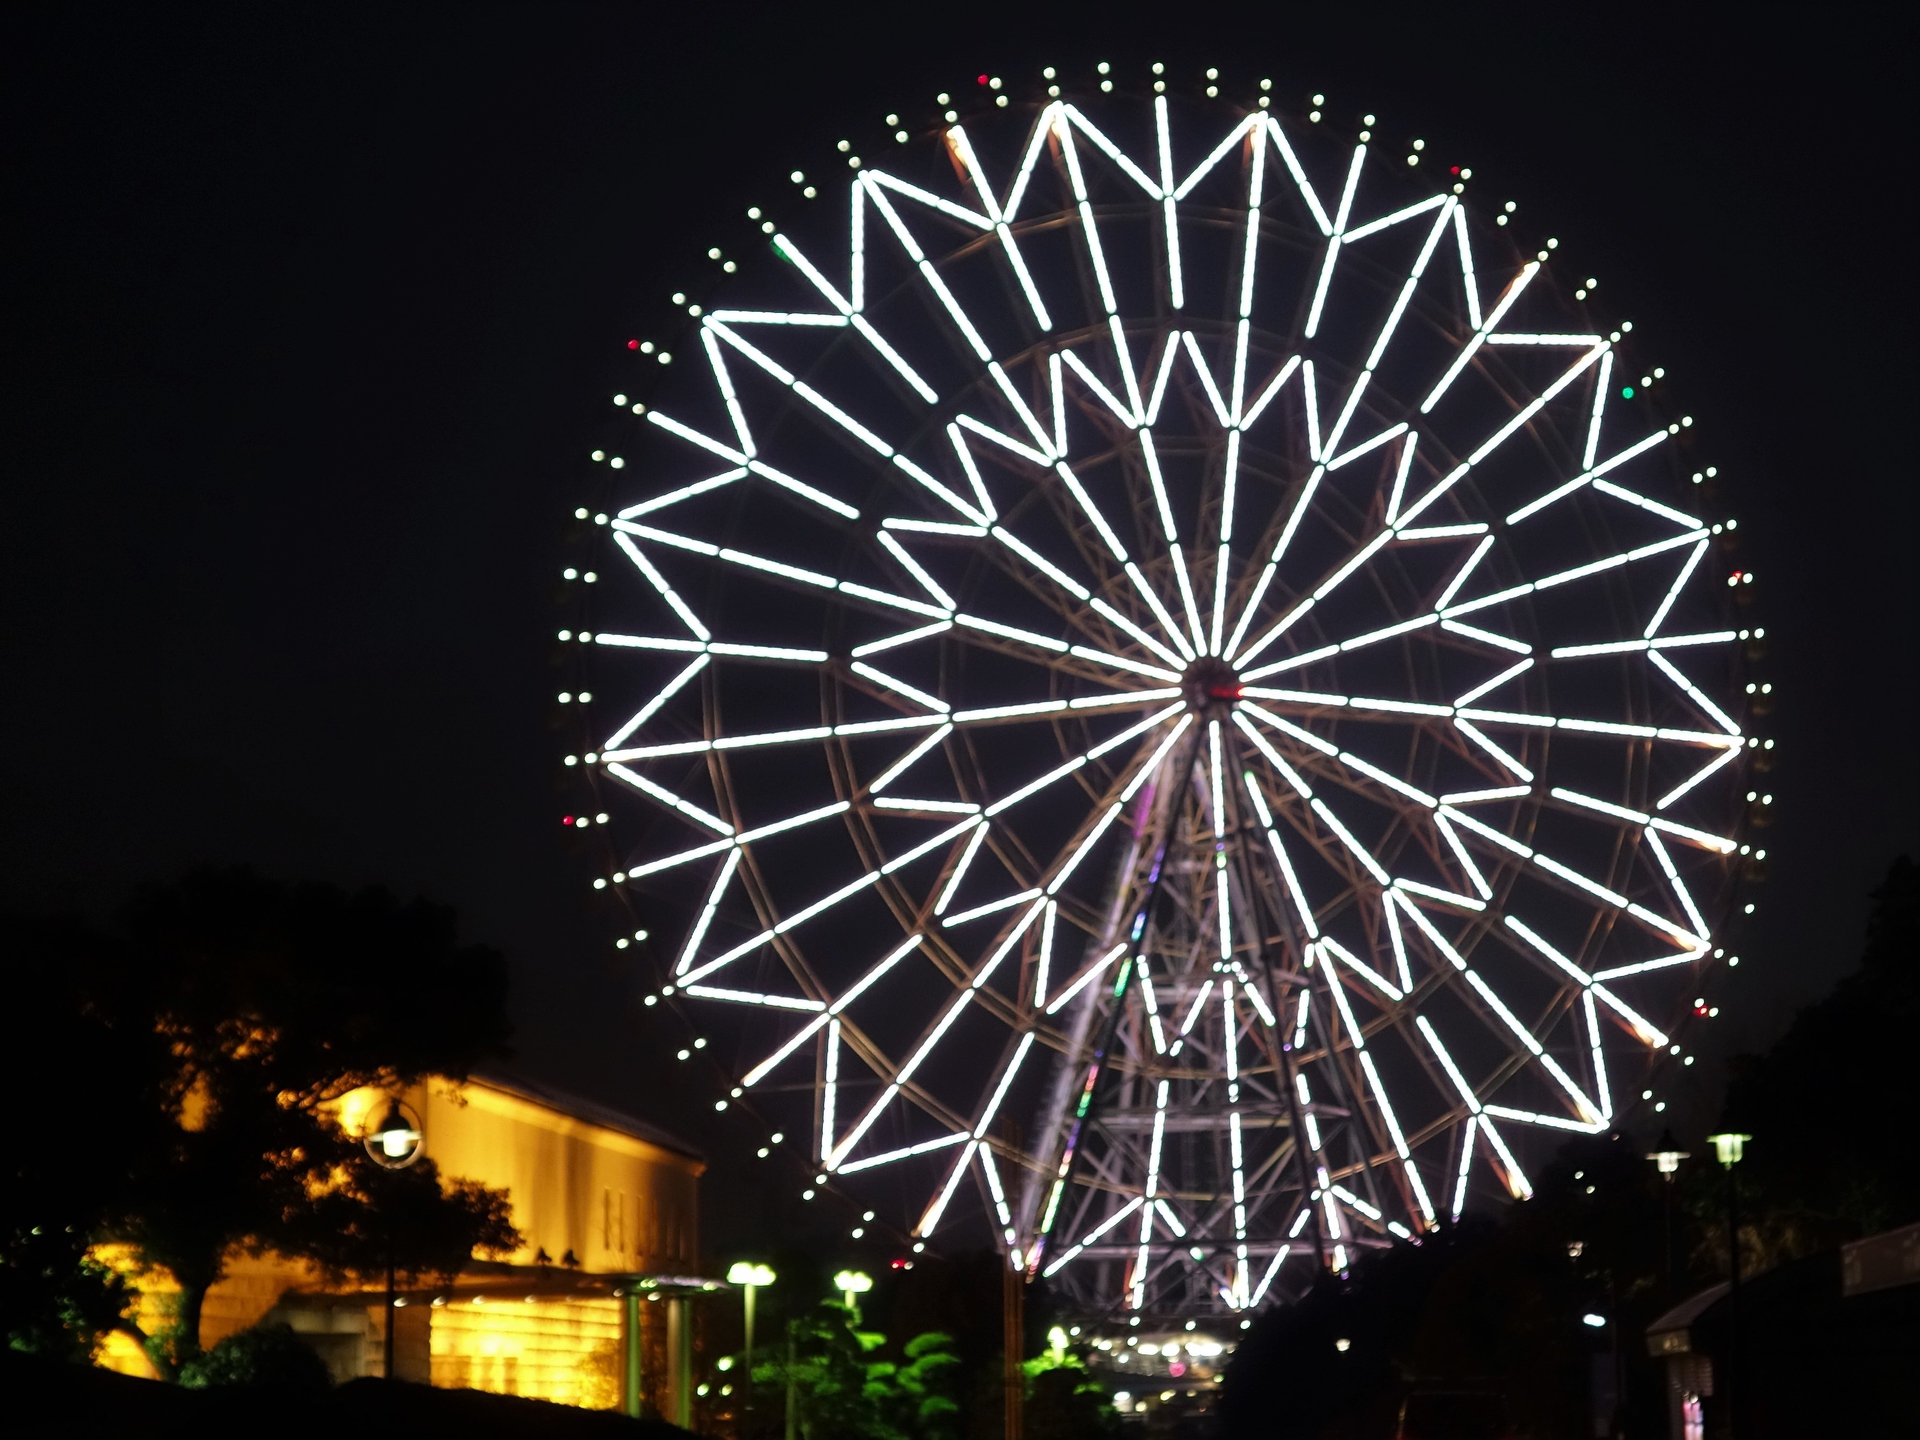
4;6;1913;1251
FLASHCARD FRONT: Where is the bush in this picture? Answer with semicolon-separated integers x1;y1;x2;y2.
178;1322;331;1389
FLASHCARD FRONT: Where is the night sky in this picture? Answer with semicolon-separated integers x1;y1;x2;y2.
5;7;1913;1254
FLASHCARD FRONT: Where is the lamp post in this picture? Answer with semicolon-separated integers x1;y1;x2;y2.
1706;1132;1750;1437
727;1262;776;1364
1705;1133;1749;1289
364;1099;424;1383
1645;1129;1691;1298
785;1319;799;1440
832;1269;872;1320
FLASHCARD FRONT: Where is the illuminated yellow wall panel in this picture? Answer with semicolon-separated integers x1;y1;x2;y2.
427;1296;623;1408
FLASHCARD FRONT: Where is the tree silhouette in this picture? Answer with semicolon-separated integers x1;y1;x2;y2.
1;916;167;1358
1;869;519;1371
1719;855;1920;1251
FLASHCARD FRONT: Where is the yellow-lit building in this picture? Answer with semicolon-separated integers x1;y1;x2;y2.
100;1071;712;1422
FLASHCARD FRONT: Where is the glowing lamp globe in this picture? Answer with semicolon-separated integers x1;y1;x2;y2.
364;1100;423;1170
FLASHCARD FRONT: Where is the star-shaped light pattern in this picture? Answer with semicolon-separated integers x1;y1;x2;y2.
579;93;1754;1318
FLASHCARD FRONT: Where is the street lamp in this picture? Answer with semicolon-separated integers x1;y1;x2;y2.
1647;1130;1691;1177
1705;1133;1751;1289
363;1098;424;1383
1645;1129;1691;1298
833;1269;872;1318
727;1262;777;1363
1706;1133;1751;1436
365;1100;424;1168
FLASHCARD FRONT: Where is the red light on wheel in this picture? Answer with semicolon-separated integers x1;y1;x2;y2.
627;339;640;350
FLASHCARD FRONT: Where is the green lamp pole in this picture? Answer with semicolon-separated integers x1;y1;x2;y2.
727;1262;776;1363
832;1268;872;1321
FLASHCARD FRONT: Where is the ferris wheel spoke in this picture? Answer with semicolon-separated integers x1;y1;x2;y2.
595;633;827;664
1420;259;1541;414
946;706;1188;927
1393;905;1613;1129
606;714;935;764
946;128;1055;332
600;653;710;753
859;178;997;370
732;934;924;1092
1501;917;1674;1049
1234;488;1510;674
1435;800;1711;953
1060;104;1163;200
1302;143;1367;341
829;902;1045;1171
1367;913;1605;1136
1415;1018;1535;1202
1059;346;1137;427
671;814;977;988
1402;344;1612;530
1321;200;1457;461
1235;701;1456;837
604;763;732;836
610;519;940;617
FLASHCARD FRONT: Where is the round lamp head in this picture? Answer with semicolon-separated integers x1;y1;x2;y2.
364;1100;423;1169
833;1269;872;1295
729;1262;776;1287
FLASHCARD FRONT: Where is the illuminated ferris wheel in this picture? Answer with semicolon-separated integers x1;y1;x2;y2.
566;73;1758;1319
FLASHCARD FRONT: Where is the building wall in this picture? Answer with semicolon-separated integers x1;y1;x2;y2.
371;1076;701;1273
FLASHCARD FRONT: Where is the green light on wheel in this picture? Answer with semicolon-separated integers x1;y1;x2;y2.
1621;385;1635;398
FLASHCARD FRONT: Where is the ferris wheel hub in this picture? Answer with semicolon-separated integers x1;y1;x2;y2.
1181;657;1244;715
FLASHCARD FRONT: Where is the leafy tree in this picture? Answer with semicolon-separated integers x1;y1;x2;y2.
1718;855;1920;1252
1;870;519;1373
1;916;166;1358
745;1299;886;1438
877;1249;1014;1438
293;1159;519;1291
1023;1349;1119;1440
178;1320;331;1388
0;1227;138;1363
744;1303;962;1440
872;1330;962;1438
